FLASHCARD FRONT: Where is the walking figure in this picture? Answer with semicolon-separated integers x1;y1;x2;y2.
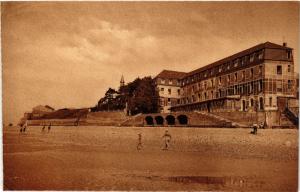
137;133;143;150
42;125;46;132
19;124;23;133
48;123;51;132
162;130;172;150
22;121;27;133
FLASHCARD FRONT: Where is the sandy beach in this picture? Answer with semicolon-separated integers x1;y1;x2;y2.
3;126;298;191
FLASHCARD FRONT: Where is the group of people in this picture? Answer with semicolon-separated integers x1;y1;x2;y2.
42;123;52;132
19;121;52;133
137;130;172;151
19;121;27;133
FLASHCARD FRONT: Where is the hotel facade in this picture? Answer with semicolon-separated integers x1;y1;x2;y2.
156;42;298;117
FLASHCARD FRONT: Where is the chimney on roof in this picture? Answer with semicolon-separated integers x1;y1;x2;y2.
283;42;287;47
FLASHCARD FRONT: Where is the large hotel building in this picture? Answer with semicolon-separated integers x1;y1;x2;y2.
155;42;298;116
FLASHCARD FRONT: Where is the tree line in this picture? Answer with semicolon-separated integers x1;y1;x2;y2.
91;76;160;115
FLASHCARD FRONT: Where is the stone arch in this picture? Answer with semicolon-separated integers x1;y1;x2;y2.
145;116;154;125
155;116;164;125
166;115;175;125
177;115;188;125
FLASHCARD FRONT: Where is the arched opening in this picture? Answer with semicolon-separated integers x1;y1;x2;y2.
155;116;164;125
145;116;154;125
166;115;175;125
177;115;188;125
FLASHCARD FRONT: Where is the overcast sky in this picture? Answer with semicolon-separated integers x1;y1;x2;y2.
2;2;299;124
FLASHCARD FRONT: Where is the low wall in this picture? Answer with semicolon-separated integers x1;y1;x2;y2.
27;119;77;126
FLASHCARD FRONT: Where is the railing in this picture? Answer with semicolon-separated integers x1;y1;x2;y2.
288;107;299;117
283;107;298;126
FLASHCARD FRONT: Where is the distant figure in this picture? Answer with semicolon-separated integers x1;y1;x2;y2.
42;125;46;132
19;124;23;133
48;123;51;132
22;121;27;133
250;123;258;135
137;133;143;150
162;130;172;150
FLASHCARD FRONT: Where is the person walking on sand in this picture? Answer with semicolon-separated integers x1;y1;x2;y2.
48;123;51;132
137;133;143;150
42;124;46;132
162;130;172;150
19;123;23;133
22;121;27;133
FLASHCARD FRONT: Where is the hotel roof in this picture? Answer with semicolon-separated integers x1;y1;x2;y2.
187;42;292;77
155;70;187;79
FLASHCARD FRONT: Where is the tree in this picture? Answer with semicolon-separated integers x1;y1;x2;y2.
94;76;160;114
127;77;160;115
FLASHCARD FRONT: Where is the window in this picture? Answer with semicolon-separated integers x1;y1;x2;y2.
250;68;254;77
288;80;292;89
250;98;254;107
241;57;245;65
227;75;230;82
204;92;207;100
204;81;207;89
168;98;171;102
288;65;291;72
211;79;214;87
192;86;195;92
211;91;214;99
234;59;238;67
168;89;171;95
161;79;165;84
227;64;230;70
219;77;222;85
234;73;237;81
277;65;282;75
258;51;263;60
242;71;245;80
160;88;164;92
259;65;262;74
250;54;254;62
219;66;222;73
177;89;180;95
169;79;173;85
269;97;272;106
287;50;292;59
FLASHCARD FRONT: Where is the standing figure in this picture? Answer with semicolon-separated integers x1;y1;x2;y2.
162;130;172;150
137;133;143;150
22;121;27;133
19;124;23;133
48;123;51;132
42;124;46;132
250;123;258;135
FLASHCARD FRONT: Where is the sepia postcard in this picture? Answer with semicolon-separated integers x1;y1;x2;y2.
2;1;299;191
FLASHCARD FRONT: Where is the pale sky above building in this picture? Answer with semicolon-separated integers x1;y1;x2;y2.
2;2;299;124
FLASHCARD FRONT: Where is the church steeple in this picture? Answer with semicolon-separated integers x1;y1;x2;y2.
120;75;125;87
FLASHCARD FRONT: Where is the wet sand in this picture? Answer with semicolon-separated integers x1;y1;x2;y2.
3;126;298;191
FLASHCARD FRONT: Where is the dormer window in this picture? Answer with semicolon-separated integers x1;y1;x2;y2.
161;79;165;84
287;50;292;59
250;54;254;62
169;79;173;85
258;51;263;60
234;59;238;67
